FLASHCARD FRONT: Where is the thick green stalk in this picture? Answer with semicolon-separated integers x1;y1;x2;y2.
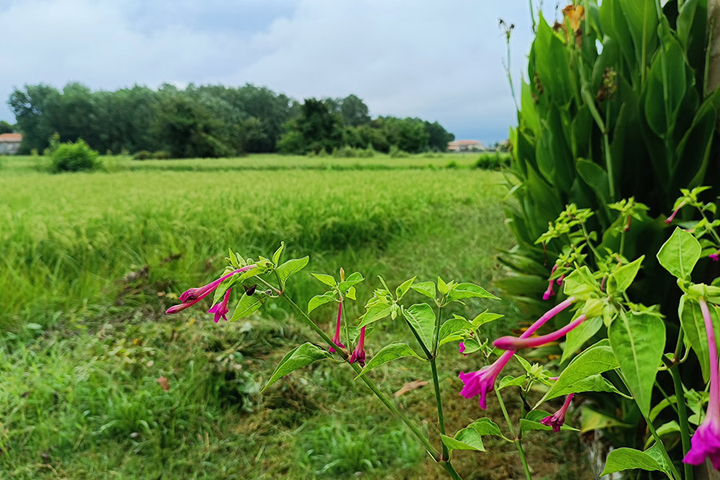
430;358;449;460
495;388;532;480
670;366;693;480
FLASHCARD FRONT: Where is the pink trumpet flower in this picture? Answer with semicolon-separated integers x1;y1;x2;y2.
541;394;575;433
493;315;587;351
166;264;256;314
459;341;466;354
208;288;232;322
710;250;720;262
459;297;575;409
543;265;558;300
684;298;720;470
349;326;366;366
329;302;346;353
665;202;685;224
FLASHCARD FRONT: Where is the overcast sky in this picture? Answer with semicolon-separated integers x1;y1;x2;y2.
0;0;549;144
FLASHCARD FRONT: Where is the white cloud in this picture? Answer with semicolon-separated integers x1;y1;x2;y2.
0;0;542;142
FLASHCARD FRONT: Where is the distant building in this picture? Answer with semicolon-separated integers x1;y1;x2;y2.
448;139;485;152
0;133;22;154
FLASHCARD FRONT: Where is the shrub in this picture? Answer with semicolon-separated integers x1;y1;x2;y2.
388;145;409;158
50;139;99;173
474;152;509;170
332;145;358;158
133;150;153;161
152;150;172;160
445;160;458;169
357;146;375;158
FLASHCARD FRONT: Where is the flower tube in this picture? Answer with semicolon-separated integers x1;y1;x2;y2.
541;394;574;433
459;297;575;409
208;288;232;322
166;264;256;314
684;298;720;469
349;326;366;366
329;302;346;353
493;315;587;351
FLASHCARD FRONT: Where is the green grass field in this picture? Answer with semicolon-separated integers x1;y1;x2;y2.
0;154;588;479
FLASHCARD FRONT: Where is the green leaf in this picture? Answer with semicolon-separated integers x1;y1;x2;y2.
441;429;485;452
540;342;623;404
609;256;644;295
498;375;526;390
656;228;701;280
212;276;238;304
308;293;336;313
600;448;664;476
471;311;504;328
437;276;449;295
354;343;424;378
464;418;504;437
679;295;720;381
402;303;436;351
520;410;579;433
609;312;666;417
562;267;598;300
338;272;364;292
345;286;356;300
562;316;603;363
357;304;394;329
276;256;309;287
446;283;499;302
262;343;332;392
438;318;473;346
581;407;632;433
230;293;262;321
311;273;336;287
272;242;285;265
395;277;416;300
411;281;436;299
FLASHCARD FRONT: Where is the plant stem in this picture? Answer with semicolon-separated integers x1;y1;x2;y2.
670;365;693;480
430;358;449;460
495;388;532;480
276;291;466;477
644;418;683;480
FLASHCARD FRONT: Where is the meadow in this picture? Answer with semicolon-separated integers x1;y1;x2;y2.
0;154;587;479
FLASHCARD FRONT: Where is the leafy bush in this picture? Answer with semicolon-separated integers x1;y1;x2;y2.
152;150;172;160
475;152;510;170
445;160;458;169
134;150;153;160
389;145;410;158
50;139;99;173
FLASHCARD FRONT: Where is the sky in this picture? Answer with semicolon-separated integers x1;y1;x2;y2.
0;0;550;145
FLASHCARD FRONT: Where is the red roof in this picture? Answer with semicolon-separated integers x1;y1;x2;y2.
0;133;22;142
448;140;483;146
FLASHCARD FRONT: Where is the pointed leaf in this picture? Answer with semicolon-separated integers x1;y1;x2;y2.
395;277;417;300
354;343;424;378
276;256;309;287
600;448;664;476
402;303;436;351
272;242;285;265
609;312;665;417
262;343;332;392
609;256;644;295
311;273;336;287
338;272;364;292
441;429;485;452
438;318;473;346
357;304;394;329
656;228;701;280
308;293;336;313
411;281;436;299
446;283;499;302
562;316;603;363
230;293;262;321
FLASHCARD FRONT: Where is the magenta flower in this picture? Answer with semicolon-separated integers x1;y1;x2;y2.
493;315;587;350
349;326;366;366
329;302;346;353
710;251;720;262
459;297;575;409
166;264;256;314
665;202;685;224
541;394;575;433
684;298;720;469
459;341;466;354
208;288;232;322
543;265;558;300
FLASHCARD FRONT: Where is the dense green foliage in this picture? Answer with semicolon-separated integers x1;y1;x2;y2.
277;97;454;155
0;156;593;479
475;152;510;170
9;84;453;158
49;139;99;173
504;0;720;465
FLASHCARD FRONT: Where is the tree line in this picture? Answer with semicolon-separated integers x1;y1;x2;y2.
8;83;454;157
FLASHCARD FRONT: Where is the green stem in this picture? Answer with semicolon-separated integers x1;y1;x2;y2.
278;292;453;471
670;365;693;480
440;462;463;480
495;388;532;480
645;418;683;480
430;358;449;460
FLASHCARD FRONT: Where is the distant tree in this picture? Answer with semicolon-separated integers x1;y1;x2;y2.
339;94;370;127
424;121;454;151
8;84;62;153
278;98;344;154
377;116;430;153
0;121;13;134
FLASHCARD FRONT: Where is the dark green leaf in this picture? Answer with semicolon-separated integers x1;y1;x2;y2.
656;227;701;280
262;343;332;392
354;343;424;378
